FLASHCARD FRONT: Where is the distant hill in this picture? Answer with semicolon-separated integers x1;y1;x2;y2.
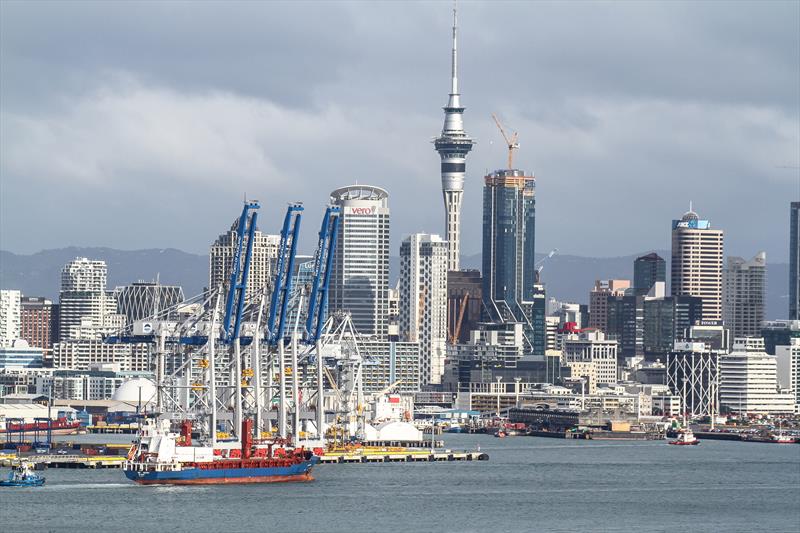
1;247;790;321
0;247;208;300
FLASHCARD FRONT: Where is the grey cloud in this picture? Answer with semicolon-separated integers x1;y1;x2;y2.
0;0;798;264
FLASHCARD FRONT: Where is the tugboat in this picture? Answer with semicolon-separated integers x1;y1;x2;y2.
0;462;46;487
669;427;699;445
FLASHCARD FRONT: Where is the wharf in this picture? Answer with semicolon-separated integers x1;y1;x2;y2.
1;454;126;469
318;450;488;463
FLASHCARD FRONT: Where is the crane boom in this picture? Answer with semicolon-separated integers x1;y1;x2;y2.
491;113;520;170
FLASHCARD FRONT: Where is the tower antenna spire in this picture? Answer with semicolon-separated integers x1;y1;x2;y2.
451;2;458;96
435;1;473;272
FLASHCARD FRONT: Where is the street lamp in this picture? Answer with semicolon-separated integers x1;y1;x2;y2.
496;376;503;418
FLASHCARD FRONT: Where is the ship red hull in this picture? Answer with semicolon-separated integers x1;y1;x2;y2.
133;472;314;485
0;420;80;435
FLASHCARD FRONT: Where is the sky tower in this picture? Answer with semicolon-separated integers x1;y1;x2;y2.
434;7;474;272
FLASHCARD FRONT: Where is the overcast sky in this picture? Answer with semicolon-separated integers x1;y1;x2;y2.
1;1;798;261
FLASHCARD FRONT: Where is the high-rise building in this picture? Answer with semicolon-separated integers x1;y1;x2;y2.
329;185;390;337
115;282;185;324
0;290;21;346
719;337;794;414
482;169;540;352
20;297;57;358
644;295;703;356
446;270;482;345
588;280;630;332
671;208;724;321
59;258;112;340
209;219;280;301
607;294;644;358
634;253;666;296
433;9;474;271
790;202;799;319
360;339;421;394
399;234;448;385
723;252;766;338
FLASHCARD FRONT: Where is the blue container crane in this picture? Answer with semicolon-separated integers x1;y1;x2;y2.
265;203;304;345
303;205;340;345
220;200;261;344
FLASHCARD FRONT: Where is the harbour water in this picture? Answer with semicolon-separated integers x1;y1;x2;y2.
2;434;798;532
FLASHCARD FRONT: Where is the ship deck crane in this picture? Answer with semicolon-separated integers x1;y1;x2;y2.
491;113;520;170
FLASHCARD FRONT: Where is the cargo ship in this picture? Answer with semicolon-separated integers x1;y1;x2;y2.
123;418;317;485
0;416;81;436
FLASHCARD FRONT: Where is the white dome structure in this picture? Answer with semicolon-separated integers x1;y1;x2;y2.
112;378;157;405
364;421;423;442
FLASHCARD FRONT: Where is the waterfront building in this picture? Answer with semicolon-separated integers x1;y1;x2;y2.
775;338;800;413
481;169;541;352
399;234;448;385
329;185;390;337
433;9;474;271
115;282;185;324
209;219;280;301
0;368;46;396
671;208;724;321
53;339;150;372
666;342;719;417
0;290;21;346
562;331;618;394
447;270;482;345
0;340;43;369
643;294;703;356
791;202;800;319
719;337;795;414
34;364;155;402
359;339;421;394
588;279;630;332
634;253;666;296
723;252;766;339
761;320;800;355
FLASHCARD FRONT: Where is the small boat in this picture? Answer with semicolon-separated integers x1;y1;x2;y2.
0;462;46;487
494;431;506;439
770;422;795;444
769;428;795;444
669;428;699;446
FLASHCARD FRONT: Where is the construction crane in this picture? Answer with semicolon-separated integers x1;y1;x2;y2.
491;113;520;170
449;293;469;344
534;248;558;283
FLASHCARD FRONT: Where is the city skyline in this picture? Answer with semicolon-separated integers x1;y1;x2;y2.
1;1;798;262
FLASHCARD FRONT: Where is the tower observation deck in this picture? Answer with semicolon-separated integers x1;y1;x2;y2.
434;7;474;272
